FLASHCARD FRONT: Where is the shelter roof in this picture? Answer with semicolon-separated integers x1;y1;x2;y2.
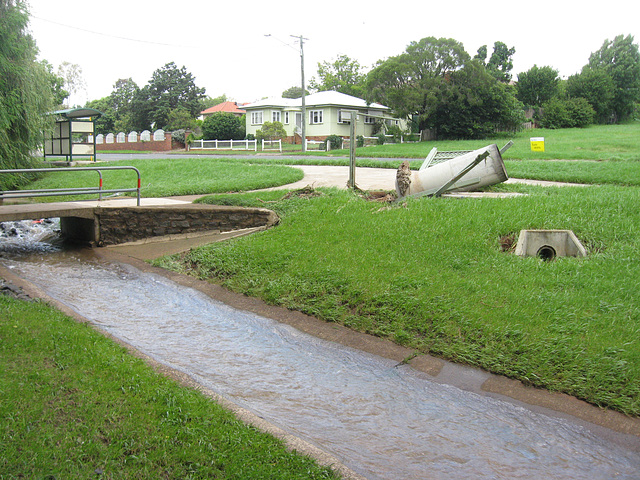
50;108;103;119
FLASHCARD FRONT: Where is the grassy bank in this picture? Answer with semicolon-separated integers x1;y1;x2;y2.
0;295;338;479
21;158;304;199
18;124;640;199
156;184;640;417
322;122;640;162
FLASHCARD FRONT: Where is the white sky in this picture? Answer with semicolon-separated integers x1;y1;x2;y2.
25;0;640;107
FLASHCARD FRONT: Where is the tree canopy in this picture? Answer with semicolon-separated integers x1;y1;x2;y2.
588;34;640;121
0;0;54;176
309;55;367;98
566;67;615;123
56;61;86;107
515;65;560;107
476;41;516;83
366;37;523;139
281;86;308;99
85;64;208;133
136;62;206;130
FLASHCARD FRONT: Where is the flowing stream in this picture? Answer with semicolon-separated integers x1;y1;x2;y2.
1;220;639;479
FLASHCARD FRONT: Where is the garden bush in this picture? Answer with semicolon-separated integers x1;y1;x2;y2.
539;97;595;128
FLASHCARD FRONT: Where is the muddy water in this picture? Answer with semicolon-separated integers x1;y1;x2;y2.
1;225;639;479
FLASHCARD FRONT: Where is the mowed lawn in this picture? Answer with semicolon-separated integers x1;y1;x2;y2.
155;126;640;417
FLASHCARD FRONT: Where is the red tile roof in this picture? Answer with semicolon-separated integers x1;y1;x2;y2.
200;101;246;115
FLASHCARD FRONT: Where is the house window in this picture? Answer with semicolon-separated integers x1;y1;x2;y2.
309;110;323;124
338;111;351;124
364;116;375;124
251;111;263;125
283;112;290;124
272;111;281;123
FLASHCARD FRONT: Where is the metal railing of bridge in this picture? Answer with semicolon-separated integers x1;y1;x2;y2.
0;166;142;206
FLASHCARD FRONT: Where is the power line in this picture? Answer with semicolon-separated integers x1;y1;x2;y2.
30;14;197;49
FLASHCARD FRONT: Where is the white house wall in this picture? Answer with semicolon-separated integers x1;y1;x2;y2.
246;106;389;139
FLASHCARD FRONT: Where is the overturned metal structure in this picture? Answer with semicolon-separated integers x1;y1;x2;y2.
396;142;512;198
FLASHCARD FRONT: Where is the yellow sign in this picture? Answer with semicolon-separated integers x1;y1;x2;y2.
530;137;545;152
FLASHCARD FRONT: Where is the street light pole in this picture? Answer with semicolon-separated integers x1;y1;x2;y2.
292;35;307;152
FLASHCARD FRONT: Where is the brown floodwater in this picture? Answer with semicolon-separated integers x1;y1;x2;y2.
1;221;639;479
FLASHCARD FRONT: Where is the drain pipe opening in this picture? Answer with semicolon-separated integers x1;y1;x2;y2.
537;245;556;261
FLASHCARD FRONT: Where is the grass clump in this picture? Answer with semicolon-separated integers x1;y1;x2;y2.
164;186;640;416
0;296;339;479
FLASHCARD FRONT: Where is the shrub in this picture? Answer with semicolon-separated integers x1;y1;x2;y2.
171;129;186;144
202;112;245;140
539;97;595;128
385;125;403;143
255;121;286;142
356;135;365;148
376;133;386;145
324;134;343;150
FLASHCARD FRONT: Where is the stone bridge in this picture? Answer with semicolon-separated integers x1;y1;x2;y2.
0;200;279;246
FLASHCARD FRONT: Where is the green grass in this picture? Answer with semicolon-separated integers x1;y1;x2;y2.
162;185;640;416
21;158;304;200
504;159;640;186
22;124;640;200
11;122;640;421
322;122;640;162
0;296;339;479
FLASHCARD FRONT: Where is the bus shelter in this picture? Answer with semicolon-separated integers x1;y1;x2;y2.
44;108;102;162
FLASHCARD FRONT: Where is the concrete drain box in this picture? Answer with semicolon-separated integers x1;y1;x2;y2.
515;230;587;260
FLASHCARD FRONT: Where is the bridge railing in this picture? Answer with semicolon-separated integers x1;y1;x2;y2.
0;166;142;206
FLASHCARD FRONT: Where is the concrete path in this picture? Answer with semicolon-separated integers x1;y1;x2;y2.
270;165;396;191
263;165;588;196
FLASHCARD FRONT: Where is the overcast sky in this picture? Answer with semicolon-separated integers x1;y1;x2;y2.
26;0;640;107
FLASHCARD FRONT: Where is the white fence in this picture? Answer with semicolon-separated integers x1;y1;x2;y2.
190;139;257;151
305;139;325;151
261;139;282;152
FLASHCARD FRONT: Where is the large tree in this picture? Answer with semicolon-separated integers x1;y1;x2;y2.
0;0;54;175
309;55;367;98
367;37;470;129
566;67;615;123
40;60;69;107
56;61;86;107
588;34;640;121
427;59;525;138
515;65;560;107
85;96;116;134
476;41;516;83
139;62;206;130
366;37;523;138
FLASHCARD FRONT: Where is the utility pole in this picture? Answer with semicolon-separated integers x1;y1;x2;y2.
291;35;307;152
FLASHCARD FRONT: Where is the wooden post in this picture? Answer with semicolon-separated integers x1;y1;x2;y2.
348;111;357;188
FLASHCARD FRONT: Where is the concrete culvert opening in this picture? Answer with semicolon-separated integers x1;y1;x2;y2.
536;245;557;261
515;230;587;259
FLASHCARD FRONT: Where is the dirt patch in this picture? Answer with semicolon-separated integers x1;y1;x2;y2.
362;190;397;203
281;185;324;200
499;232;518;252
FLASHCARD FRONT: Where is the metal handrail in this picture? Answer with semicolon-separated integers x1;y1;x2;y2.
0;166;142;206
